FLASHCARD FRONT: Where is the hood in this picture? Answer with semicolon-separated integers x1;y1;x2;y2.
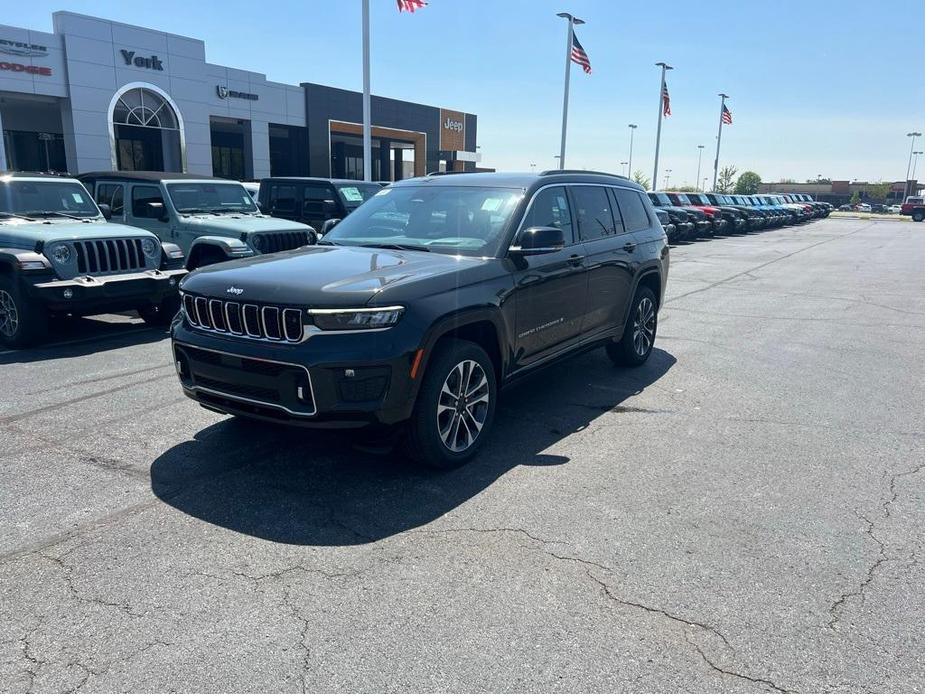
0;219;154;249
179;244;487;307
180;214;314;235
679;206;708;219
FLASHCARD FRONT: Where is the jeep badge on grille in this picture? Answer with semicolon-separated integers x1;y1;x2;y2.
226;286;244;296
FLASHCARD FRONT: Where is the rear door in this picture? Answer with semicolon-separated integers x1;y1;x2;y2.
511;185;589;366
265;182;301;222
574;185;639;337
92;182;126;223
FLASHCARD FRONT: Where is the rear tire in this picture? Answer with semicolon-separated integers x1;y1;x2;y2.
405;338;497;469
0;275;48;349
606;286;658;367
912;211;924;222
138;295;181;327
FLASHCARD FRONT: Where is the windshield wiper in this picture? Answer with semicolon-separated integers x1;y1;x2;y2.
0;212;37;221
24;210;86;221
316;239;341;246
356;242;430;252
178;208;211;214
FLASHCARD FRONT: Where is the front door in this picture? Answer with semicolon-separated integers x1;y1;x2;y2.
128;184;173;244
511;186;589;367
300;183;340;231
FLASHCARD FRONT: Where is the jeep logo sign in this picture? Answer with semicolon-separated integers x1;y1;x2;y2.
439;108;466;151
120;50;164;71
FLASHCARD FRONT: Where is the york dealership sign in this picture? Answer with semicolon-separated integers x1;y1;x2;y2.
120;49;163;70
439;108;466;151
0;38;48;57
217;85;259;101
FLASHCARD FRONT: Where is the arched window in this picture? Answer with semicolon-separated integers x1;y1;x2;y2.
109;84;185;172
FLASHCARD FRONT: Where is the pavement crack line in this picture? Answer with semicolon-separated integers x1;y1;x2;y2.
682;630;797;694
38;550;146;619
827;460;925;630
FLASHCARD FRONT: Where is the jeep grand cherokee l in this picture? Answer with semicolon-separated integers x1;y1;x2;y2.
172;171;669;468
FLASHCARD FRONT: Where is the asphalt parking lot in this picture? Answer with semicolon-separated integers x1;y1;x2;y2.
1;217;923;693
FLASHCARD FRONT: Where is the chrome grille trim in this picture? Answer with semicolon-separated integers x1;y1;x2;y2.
182;293;305;343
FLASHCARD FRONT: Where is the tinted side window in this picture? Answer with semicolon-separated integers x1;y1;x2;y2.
131;185;164;218
302;185;336;217
269;185;298;213
613;188;651;233
522;186;574;243
95;183;124;216
571;186;616;241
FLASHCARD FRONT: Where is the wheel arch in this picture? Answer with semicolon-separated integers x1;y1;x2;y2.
186;236;254;271
418;308;509;385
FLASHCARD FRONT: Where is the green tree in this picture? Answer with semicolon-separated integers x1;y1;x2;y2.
716;165;738;193
866;182;890;202
849;191;860;205
735;171;762;194
632;170;651;190
674;185;699;192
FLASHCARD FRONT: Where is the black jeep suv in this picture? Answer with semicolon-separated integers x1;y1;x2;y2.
171;171;669;468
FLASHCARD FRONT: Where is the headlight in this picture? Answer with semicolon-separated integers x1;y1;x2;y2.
51;244;72;264
310;306;404;331
249;234;264;251
141;238;158;258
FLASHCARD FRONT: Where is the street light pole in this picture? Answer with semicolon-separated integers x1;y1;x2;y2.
361;0;372;181
627;124;637;176
664;169;672;189
712;93;729;191
620;161;628;176
653;62;672;191
557;12;585;170
696;144;705;191
904;131;921;200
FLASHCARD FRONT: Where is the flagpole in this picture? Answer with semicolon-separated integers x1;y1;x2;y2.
652;62;672;190
362;0;372;181
712;93;728;191
557;13;573;170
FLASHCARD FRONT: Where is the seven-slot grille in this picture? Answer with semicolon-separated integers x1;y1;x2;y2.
74;239;149;274
251;230;311;253
183;294;304;342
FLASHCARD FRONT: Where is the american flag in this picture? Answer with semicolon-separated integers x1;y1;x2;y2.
570;33;592;74
662;81;671;116
722;104;733;125
397;0;427;12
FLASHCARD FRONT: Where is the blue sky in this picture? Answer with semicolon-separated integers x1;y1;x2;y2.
15;0;924;184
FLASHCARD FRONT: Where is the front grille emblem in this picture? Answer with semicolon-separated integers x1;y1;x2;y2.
226;286;244;296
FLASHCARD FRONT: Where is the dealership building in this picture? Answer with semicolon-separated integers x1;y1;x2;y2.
0;12;481;181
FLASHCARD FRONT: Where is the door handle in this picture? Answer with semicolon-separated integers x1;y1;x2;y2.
622;242;637;253
567;254;584;267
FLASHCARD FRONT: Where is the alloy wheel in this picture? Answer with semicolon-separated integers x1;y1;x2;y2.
436;359;490;453
0;290;19;338
632;297;655;357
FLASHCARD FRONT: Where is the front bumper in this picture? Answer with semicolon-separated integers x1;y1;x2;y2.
25;268;186;313
171;319;421;429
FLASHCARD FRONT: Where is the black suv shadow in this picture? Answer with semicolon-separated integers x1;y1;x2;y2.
0;315;166;365
150;347;676;546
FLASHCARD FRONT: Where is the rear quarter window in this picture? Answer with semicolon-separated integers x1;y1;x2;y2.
612;188;652;233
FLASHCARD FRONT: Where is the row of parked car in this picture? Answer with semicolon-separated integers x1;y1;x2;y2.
648;192;832;242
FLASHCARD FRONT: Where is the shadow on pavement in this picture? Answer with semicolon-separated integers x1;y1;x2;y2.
0;315;166;365
150;347;676;546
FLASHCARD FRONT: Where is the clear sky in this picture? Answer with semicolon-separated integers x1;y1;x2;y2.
13;0;924;185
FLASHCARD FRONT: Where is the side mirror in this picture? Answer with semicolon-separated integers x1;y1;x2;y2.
320;218;341;236
510;226;564;255
146;201;169;222
257;202;267;214
98;203;112;220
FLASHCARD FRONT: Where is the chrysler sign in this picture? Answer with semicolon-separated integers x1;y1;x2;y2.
0;38;48;57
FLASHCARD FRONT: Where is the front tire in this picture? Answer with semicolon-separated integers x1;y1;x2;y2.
606;286;658;367
405;338;497;469
0;275;48;349
138;296;181;326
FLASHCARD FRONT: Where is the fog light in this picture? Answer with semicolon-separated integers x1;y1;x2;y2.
169;278;177;286
63;288;74;299
175;359;185;376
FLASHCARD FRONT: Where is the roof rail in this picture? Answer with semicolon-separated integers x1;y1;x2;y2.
425;170;469;176
539;169;627;179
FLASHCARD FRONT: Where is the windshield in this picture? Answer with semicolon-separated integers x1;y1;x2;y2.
335;183;382;209
649;192;672;206
0;180;100;218
166;182;258;214
674;194;692;205
323;185;522;257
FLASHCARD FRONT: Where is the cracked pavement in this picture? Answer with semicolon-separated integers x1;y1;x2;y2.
1;217;923;693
